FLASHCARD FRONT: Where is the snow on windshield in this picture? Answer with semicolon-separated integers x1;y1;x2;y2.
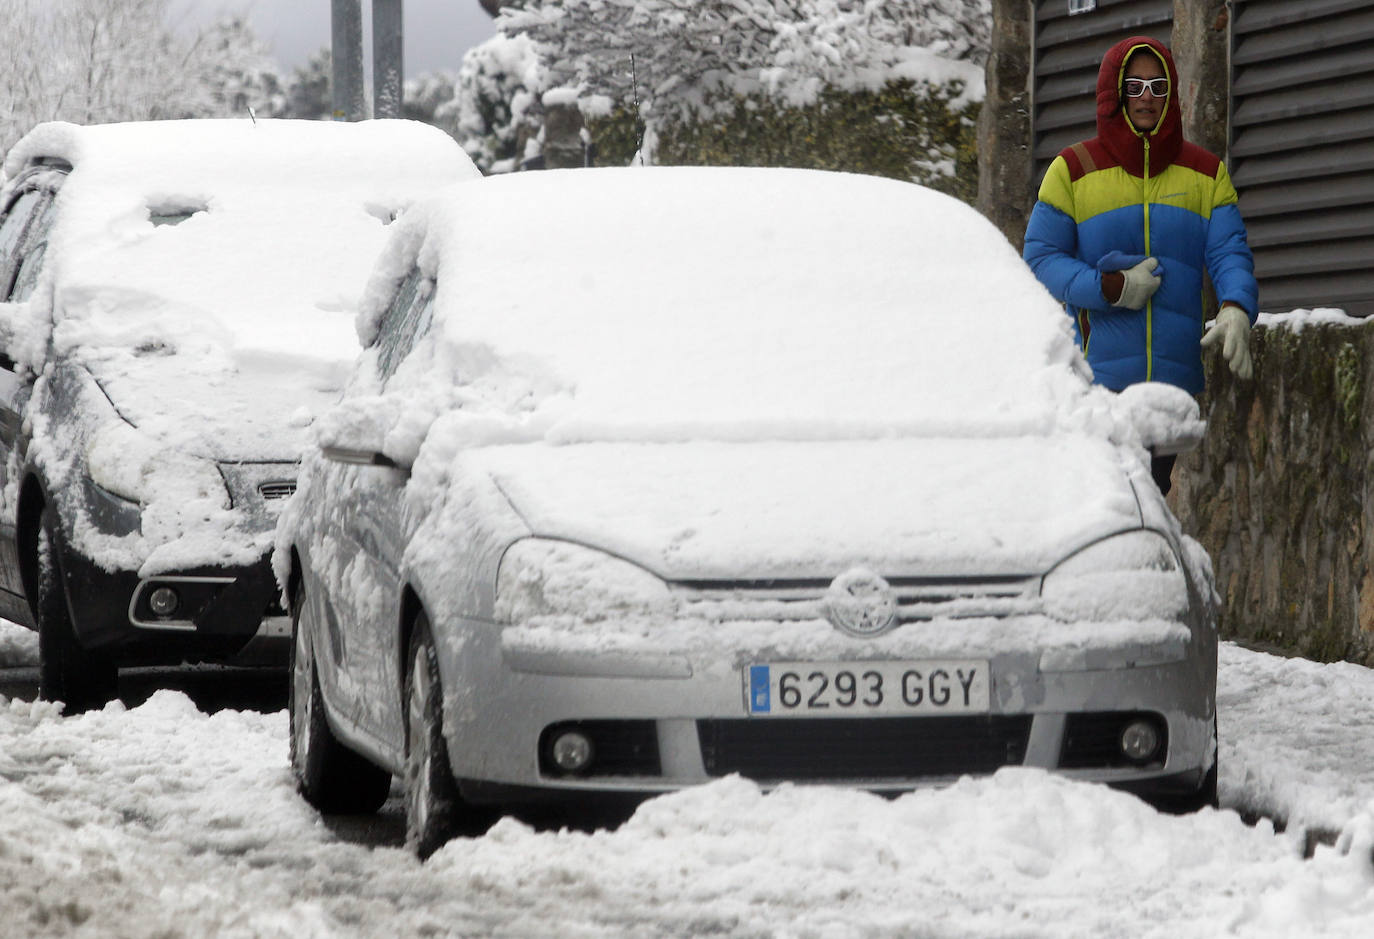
2;119;479;455
355;166;1097;449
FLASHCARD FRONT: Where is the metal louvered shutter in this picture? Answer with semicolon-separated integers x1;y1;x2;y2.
1231;0;1374;315
1031;0;1174;186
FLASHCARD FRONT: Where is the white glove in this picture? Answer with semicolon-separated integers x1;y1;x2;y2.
1112;257;1162;309
1201;304;1253;380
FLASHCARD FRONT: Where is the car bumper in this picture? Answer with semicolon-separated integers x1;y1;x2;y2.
438;619;1217;803
59;548;288;666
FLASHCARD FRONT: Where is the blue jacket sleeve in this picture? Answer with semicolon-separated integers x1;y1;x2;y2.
1023;201;1115;314
1206;203;1258;321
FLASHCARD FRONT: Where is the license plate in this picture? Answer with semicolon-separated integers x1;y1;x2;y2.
744;660;990;717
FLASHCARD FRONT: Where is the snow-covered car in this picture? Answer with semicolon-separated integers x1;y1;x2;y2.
0;118;480;711
276;166;1219;856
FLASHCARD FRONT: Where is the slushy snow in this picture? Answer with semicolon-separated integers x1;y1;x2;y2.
0;626;1371;937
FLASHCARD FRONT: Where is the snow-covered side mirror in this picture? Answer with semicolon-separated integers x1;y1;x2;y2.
314;396;415;472
1112;382;1206;455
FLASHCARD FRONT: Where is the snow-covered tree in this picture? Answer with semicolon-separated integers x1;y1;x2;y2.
283;48;333;122
0;0;184;148
181;16;287;119
451;33;546;173
452;0;989;192
404;71;460;134
494;0;990;120
0;0;288;156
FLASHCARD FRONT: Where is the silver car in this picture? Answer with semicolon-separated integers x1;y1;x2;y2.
277;166;1218;857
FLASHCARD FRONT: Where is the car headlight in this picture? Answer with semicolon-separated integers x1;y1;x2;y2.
1041;531;1189;622
86;421;230;509
494;539;675;625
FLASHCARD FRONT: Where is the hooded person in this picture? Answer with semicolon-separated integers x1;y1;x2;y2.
1022;36;1258;492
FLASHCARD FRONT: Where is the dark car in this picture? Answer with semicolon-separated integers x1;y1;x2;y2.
0;118;478;711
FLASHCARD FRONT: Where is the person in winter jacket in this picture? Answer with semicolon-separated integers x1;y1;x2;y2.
1023;35;1258;494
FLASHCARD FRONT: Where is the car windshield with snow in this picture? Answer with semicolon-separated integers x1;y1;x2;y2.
276;166;1219;857
0;118;480;711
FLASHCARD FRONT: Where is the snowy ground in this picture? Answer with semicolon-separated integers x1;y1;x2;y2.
1;621;1372;937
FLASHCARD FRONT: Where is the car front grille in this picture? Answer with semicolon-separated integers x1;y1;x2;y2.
671;576;1041;623
697;715;1033;781
258;481;297;501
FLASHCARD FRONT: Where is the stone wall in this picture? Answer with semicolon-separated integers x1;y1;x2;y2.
1170;319;1374;665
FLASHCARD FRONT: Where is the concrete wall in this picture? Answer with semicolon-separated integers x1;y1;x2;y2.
1171;318;1374;665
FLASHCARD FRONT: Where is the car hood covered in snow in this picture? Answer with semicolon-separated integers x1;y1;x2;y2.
472;434;1145;580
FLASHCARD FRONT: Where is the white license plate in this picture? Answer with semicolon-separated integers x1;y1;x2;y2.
744;660;990;717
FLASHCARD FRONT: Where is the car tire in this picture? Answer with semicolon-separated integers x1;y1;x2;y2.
36;505;116;713
289;579;392;815
404;611;468;859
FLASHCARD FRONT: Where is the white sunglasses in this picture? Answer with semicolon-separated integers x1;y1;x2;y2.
1123;78;1169;98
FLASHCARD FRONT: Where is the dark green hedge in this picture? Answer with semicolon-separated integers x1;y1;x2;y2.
587;79;980;204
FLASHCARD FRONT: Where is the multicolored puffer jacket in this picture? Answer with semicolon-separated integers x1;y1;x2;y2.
1022;35;1258;394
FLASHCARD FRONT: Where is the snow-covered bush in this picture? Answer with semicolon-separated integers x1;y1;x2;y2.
498;0;989;117
451;0;989;193
452;33;547;174
587;75;979;201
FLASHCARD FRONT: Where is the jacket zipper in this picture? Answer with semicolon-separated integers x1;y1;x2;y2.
1143;138;1153;382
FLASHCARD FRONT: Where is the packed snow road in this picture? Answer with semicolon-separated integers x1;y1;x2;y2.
1;626;1373;938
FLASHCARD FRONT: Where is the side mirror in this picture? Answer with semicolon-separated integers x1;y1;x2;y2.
1112;382;1206;455
315;396;414;473
320;445;407;471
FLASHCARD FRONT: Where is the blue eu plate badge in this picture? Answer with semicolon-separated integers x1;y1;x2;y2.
749;665;771;713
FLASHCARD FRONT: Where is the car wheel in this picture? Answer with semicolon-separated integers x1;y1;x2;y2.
289;578;392;814
36;505;116;713
404;610;469;859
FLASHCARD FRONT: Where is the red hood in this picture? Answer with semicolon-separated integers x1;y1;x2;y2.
1095;36;1183;177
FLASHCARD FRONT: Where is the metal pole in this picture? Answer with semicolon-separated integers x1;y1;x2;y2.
373;0;405;119
330;0;366;121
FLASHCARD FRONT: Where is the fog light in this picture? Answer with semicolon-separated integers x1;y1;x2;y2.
1120;720;1161;763
148;586;180;617
550;731;594;773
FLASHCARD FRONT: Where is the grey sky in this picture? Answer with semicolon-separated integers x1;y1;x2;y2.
170;0;498;78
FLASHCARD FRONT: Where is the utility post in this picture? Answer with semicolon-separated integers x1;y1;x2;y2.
1171;0;1231;160
330;0;367;121
976;0;1033;251
374;0;405;119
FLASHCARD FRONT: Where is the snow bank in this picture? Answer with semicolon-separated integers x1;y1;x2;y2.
3;643;1374;937
1256;308;1366;333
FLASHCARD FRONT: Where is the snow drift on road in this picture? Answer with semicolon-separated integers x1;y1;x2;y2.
1;636;1372;937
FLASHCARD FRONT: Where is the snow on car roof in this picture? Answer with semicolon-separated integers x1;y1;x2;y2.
359;166;1094;446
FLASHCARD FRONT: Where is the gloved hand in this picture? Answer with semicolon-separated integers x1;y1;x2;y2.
1201;304;1253;380
1102;257;1162;309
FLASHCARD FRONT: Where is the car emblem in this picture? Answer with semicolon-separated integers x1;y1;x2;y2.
822;568;898;638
